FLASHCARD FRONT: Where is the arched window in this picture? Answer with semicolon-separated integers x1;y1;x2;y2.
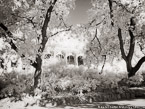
0;58;4;68
11;61;17;67
78;56;84;66
67;55;75;65
56;54;64;60
44;54;51;59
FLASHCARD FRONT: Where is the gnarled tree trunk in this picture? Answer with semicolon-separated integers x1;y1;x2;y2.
0;0;58;89
118;17;145;78
33;0;58;88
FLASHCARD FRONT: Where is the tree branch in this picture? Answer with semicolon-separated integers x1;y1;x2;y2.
0;23;38;69
91;28;102;52
50;26;72;37
11;14;36;28
127;29;135;61
54;11;70;28
40;0;58;52
89;47;98;60
127;17;136;62
99;55;106;74
87;17;105;28
131;56;145;77
118;28;127;61
0;23;18;52
108;0;114;26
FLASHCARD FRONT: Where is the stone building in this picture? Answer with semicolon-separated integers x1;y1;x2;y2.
42;29;88;68
0;29;89;74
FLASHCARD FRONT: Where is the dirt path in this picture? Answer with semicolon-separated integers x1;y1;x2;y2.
103;99;145;107
1;98;145;109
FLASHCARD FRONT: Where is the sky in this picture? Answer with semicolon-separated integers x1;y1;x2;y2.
67;0;92;25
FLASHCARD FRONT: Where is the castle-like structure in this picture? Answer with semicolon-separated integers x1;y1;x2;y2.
0;28;89;74
42;29;88;68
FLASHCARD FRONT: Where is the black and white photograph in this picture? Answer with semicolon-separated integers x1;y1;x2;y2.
0;0;145;109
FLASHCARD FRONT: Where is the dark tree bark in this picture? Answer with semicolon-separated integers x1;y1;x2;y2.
33;0;58;88
106;0;144;78
117;17;145;78
107;0;114;26
99;55;106;74
33;55;42;88
0;0;58;89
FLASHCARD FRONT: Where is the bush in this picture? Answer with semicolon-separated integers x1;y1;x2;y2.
128;74;144;87
0;72;33;100
118;74;144;87
41;64;126;98
40;64;141;105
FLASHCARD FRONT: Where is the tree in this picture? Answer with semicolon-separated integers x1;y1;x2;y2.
0;0;75;88
89;0;145;77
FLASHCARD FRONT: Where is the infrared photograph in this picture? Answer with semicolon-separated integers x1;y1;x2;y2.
0;0;145;109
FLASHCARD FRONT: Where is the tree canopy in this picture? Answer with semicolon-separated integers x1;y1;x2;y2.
88;0;145;77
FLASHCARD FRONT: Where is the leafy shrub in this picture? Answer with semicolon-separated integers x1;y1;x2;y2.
118;74;144;87
41;64;126;97
128;74;144;87
0;72;33;100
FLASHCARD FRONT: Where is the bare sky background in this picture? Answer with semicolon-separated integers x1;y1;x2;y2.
67;0;92;25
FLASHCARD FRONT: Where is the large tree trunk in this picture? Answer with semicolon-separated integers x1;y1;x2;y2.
0;0;58;89
33;55;42;88
106;0;144;78
117;17;145;78
33;0;58;88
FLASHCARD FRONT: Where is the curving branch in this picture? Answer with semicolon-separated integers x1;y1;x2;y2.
131;56;145;76
87;17;105;28
50;26;72;37
54;11;71;28
91;28;102;52
11;14;36;28
99;55;106;74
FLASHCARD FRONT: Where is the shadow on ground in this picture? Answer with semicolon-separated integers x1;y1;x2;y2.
52;99;145;109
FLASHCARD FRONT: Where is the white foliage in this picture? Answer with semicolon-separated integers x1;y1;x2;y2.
120;0;143;7
35;0;43;6
12;28;24;39
120;0;132;5
137;12;145;27
13;0;29;9
97;58;127;75
13;0;22;8
0;38;5;50
45;29;88;55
